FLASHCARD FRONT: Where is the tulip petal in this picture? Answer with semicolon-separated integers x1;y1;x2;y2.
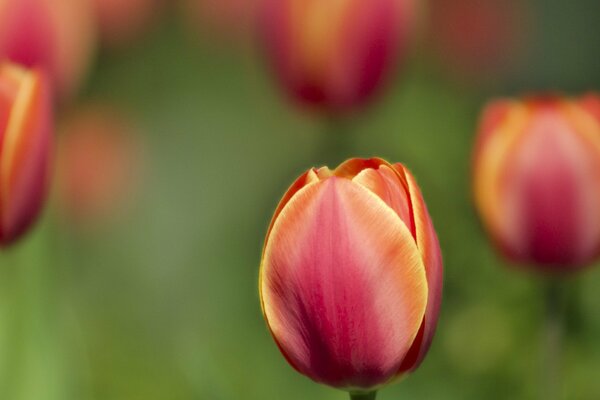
577;94;600;126
0;67;52;243
473;102;531;254
261;177;427;390
500;104;600;266
395;165;443;372
259;168;322;313
473;100;513;165
352;164;415;237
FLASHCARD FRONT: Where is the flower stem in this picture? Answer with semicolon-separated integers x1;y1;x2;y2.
316;117;354;166
540;278;566;400
350;392;377;400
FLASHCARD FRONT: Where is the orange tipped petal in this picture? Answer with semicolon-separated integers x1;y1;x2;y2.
260;177;428;390
395;164;443;372
473;101;531;253
577;94;600;126
0;63;53;244
352;164;415;236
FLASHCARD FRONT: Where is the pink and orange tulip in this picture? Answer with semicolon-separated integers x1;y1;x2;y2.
260;0;416;113
56;104;144;229
428;0;528;83
182;0;259;45
259;158;443;394
473;94;600;271
0;62;53;245
92;0;163;48
0;0;96;100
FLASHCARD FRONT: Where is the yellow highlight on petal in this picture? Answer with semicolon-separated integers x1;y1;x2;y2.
473;102;530;243
290;0;350;83
0;65;37;227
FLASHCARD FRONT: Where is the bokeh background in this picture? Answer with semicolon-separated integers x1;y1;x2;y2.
1;0;600;399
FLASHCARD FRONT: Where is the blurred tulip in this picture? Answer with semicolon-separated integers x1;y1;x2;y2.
259;158;442;394
473;94;600;271
261;0;417;113
56;104;144;230
92;0;163;49
0;0;96;100
0;62;53;245
428;0;528;83
182;0;258;45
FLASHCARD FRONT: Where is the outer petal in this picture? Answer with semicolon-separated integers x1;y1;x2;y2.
472;100;532;256
499;100;600;267
260;177;428;390
472;99;513;165
352;164;415;236
576;93;600;129
0;66;53;244
394;164;443;373
258;167;330;313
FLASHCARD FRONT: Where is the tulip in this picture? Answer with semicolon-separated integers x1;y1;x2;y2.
56;104;144;229
260;0;416;113
0;0;96;100
0;62;53;245
428;0;528;83
473;94;600;271
182;0;258;45
259;158;443;396
92;0;163;48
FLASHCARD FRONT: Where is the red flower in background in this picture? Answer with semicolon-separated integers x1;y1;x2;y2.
56;104;145;230
0;0;96;101
428;0;530;83
261;0;417;113
473;94;600;271
92;0;164;49
181;0;259;45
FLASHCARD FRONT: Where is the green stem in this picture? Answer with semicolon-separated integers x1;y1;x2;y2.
350;392;377;400
540;279;566;400
316;117;354;166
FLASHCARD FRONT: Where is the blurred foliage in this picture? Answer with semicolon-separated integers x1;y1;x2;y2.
0;2;600;399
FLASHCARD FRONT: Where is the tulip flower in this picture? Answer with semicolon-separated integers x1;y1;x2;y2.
473;94;600;271
56;104;144;229
182;0;258;45
259;158;443;396
0;62;53;245
428;0;529;83
92;0;163;48
0;0;96;100
260;0;416;113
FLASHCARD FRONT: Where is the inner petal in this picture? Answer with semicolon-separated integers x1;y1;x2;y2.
352;165;415;237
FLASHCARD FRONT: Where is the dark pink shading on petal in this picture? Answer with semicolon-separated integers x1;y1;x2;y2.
501;107;600;269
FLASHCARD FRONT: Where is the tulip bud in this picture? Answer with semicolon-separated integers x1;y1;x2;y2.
92;0;163;49
259;158;443;392
0;0;96;100
56;104;144;230
473;95;600;271
182;0;259;45
261;0;416;113
0;62;53;245
428;0;529;84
